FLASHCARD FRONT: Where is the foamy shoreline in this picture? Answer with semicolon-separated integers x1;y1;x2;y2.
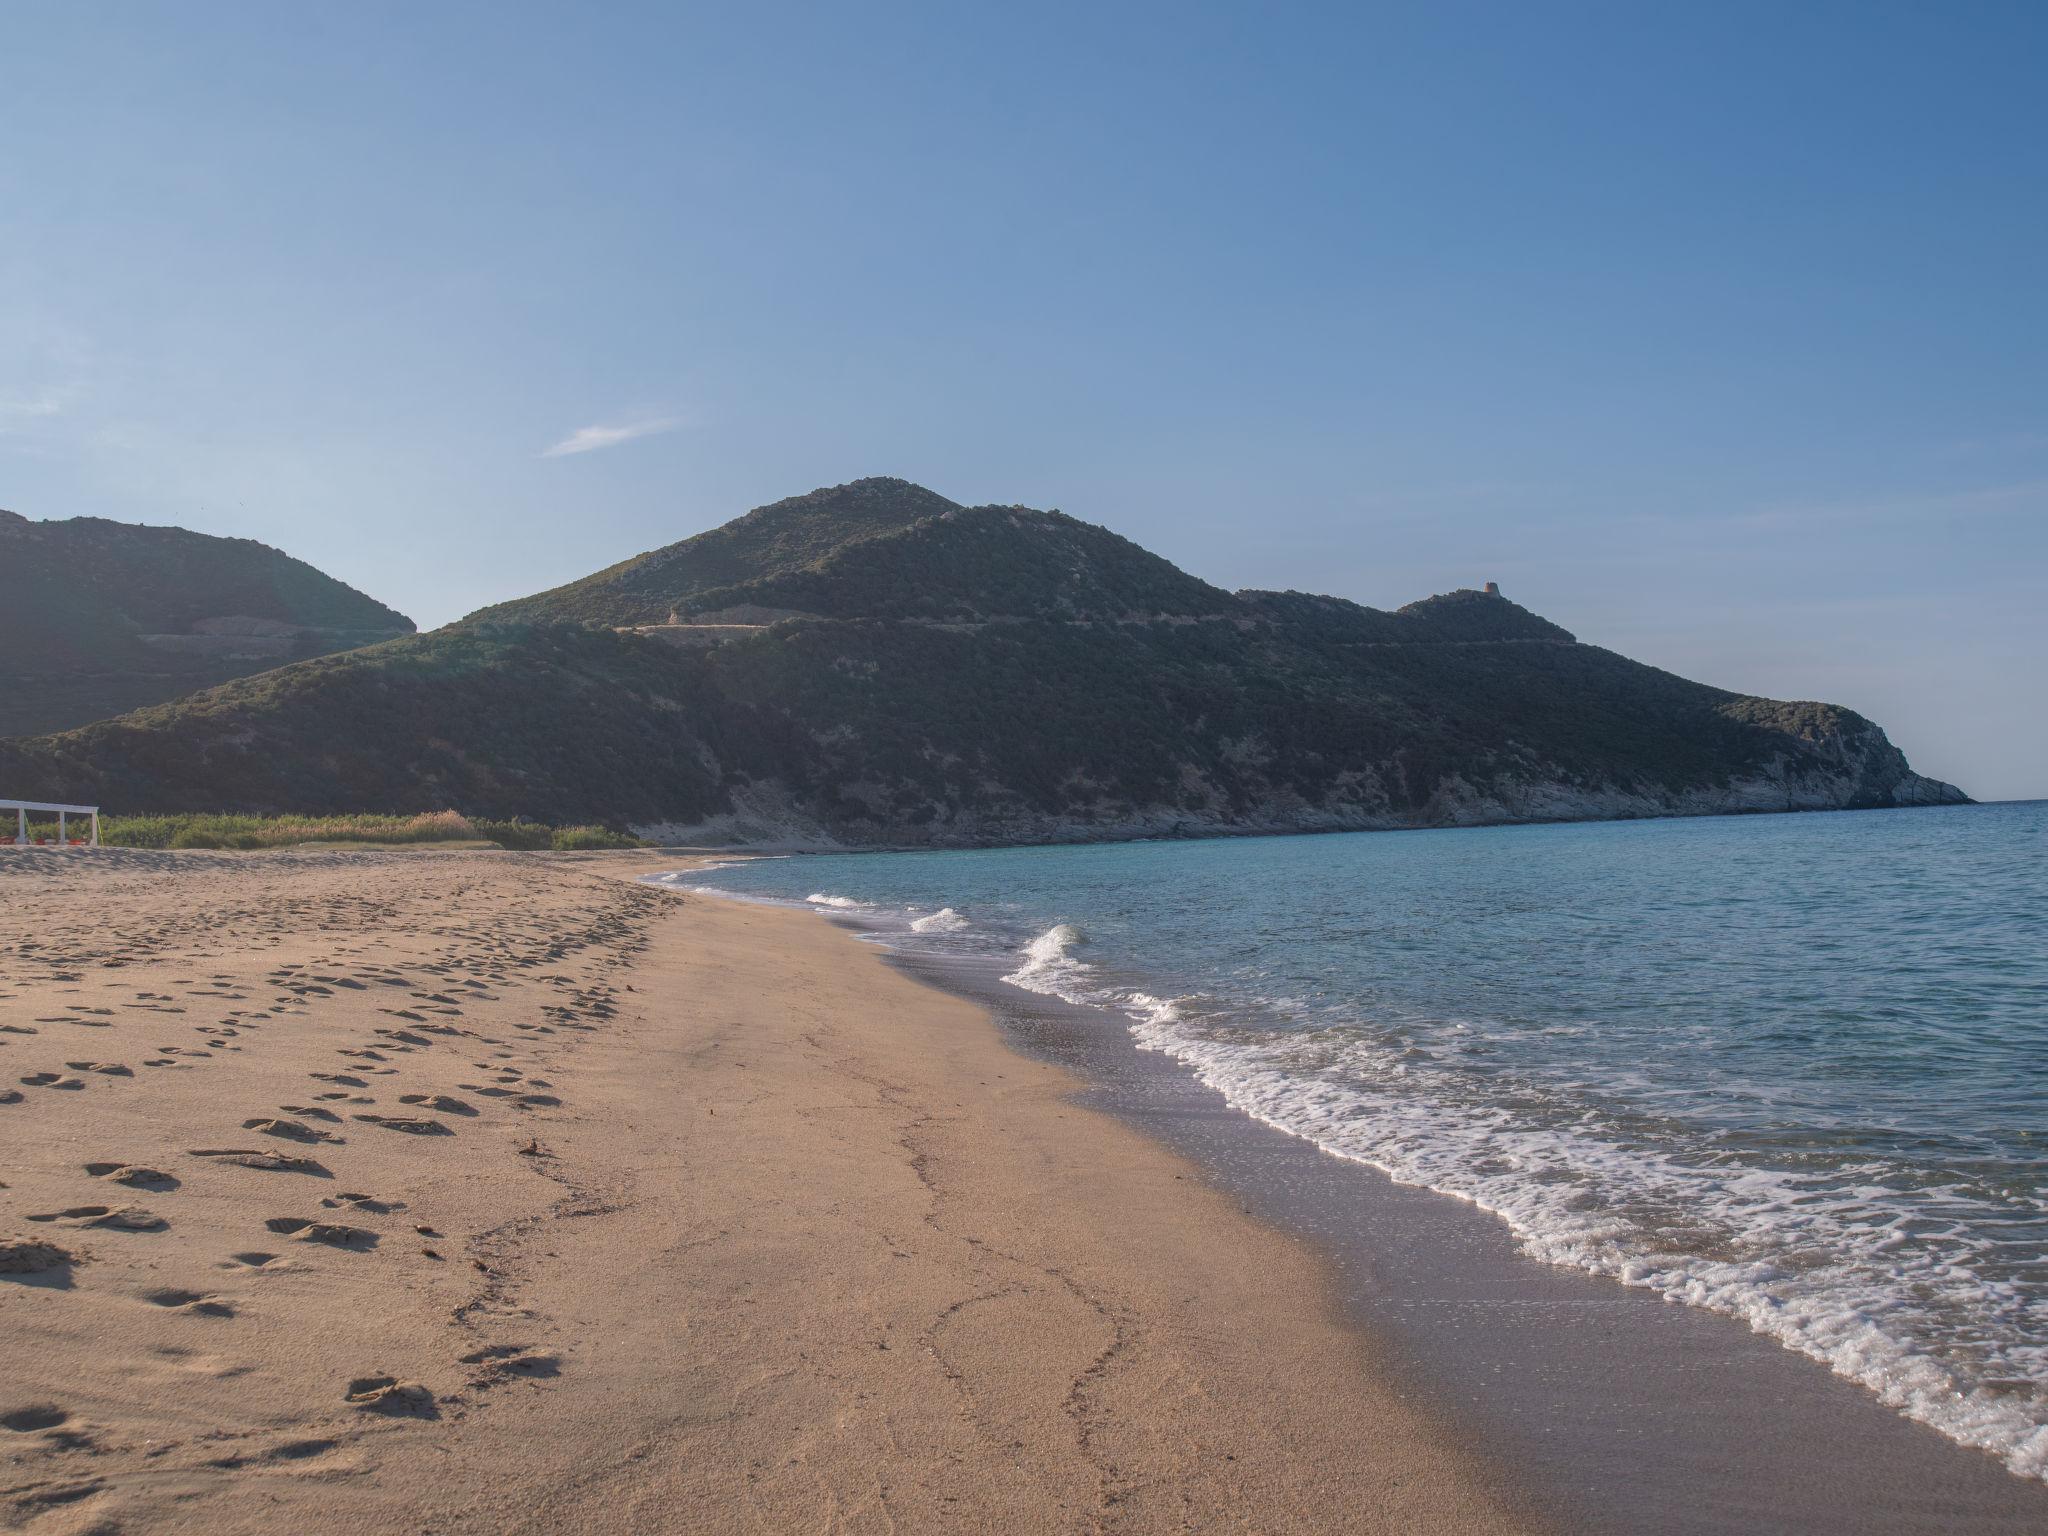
676;861;2048;1534
1;847;1532;1533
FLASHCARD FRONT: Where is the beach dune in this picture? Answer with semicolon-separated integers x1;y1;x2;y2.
0;848;1531;1534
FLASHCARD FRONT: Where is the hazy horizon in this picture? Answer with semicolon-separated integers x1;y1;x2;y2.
4;4;2042;799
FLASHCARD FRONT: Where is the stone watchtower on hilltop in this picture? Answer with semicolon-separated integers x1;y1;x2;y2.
1483;581;1500;596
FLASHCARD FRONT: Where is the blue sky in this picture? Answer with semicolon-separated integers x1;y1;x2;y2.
4;2;2043;798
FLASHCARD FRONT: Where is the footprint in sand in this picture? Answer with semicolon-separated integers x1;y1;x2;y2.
64;1061;133;1077
220;1251;286;1271
353;1114;453;1136
26;1205;167;1233
278;1104;344;1123
241;1116;344;1144
378;1030;434;1048
310;1072;368;1087
264;1217;378;1250
322;1192;404;1214
141;1288;236;1318
188;1149;330;1176
0;1404;71;1432
83;1163;179;1190
460;1343;561;1383
19;1073;86;1090
0;1237;76;1275
344;1376;436;1416
397;1093;476;1116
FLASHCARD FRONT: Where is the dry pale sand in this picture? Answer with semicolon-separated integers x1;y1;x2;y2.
0;847;1538;1535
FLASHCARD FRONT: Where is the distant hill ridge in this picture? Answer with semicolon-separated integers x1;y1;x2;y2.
0;479;1965;845
464;477;1237;628
465;476;1565;636
0;510;414;737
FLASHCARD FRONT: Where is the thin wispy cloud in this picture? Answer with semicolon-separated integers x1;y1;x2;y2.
0;387;81;455
0;390;67;421
541;416;682;458
0;309;94;434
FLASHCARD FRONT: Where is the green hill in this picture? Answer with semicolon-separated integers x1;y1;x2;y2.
465;477;1241;627
0;509;414;737
0;480;1964;844
464;477;966;627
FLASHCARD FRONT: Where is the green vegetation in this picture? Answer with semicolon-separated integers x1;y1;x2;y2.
464;477;965;627
50;810;642;851
0;507;414;738
462;477;1235;628
0;479;1964;844
677;504;1235;623
541;824;645;850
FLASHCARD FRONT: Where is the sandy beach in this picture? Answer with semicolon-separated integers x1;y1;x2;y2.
0;847;1535;1534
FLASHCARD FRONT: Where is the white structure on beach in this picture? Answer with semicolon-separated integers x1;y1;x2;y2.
4;798;102;847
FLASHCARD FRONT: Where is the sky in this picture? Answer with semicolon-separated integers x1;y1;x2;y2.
3;2;2043;799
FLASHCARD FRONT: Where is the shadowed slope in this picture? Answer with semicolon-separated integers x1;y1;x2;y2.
0;510;414;737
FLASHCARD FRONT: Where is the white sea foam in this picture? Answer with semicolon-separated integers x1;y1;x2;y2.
997;929;2048;1482
1001;922;1093;996
650;871;2048;1481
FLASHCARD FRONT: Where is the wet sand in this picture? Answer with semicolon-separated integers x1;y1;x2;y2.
882;945;2048;1536
1;848;1535;1534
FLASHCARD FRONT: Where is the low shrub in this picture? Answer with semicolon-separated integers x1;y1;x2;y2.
65;810;643;852
549;824;642;850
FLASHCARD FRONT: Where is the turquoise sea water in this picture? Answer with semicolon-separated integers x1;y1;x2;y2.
668;802;2048;1478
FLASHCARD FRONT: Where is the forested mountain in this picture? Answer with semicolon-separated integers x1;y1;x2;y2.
0;480;1964;843
0;510;414;737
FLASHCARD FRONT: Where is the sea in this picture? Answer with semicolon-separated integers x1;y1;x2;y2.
662;801;2048;1482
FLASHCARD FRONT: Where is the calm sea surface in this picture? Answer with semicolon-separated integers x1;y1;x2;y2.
668;802;2048;1478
